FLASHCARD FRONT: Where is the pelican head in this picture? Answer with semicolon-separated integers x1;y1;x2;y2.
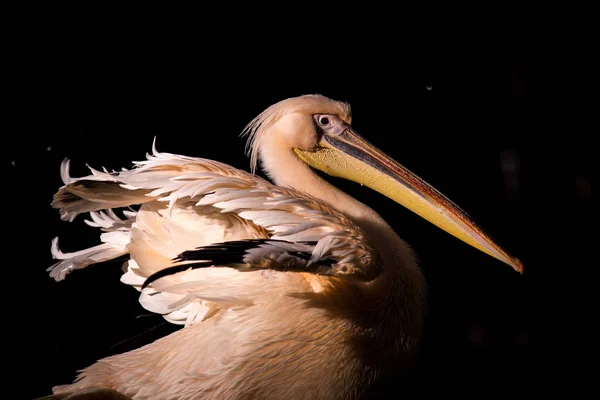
243;94;522;273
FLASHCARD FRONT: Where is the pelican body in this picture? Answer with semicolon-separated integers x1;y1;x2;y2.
47;95;521;399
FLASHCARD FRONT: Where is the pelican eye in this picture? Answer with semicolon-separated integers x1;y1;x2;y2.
318;116;330;126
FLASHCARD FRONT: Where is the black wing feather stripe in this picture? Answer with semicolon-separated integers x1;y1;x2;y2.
142;261;216;289
142;239;334;289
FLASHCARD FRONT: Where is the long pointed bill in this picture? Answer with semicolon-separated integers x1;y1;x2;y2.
294;129;523;273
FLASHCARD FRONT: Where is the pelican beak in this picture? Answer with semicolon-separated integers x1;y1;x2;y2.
294;128;523;273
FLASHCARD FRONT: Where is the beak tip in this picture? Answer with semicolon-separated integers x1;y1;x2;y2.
512;258;524;275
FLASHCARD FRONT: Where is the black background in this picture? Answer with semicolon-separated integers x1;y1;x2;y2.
5;24;593;399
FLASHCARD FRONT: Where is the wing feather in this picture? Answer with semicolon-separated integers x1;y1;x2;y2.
50;143;378;326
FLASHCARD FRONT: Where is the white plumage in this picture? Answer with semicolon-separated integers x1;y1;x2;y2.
50;141;375;329
46;94;520;399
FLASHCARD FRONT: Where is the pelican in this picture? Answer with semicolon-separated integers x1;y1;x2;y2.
45;94;522;399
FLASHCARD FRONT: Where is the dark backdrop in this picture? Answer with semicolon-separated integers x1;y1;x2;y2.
6;38;591;399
